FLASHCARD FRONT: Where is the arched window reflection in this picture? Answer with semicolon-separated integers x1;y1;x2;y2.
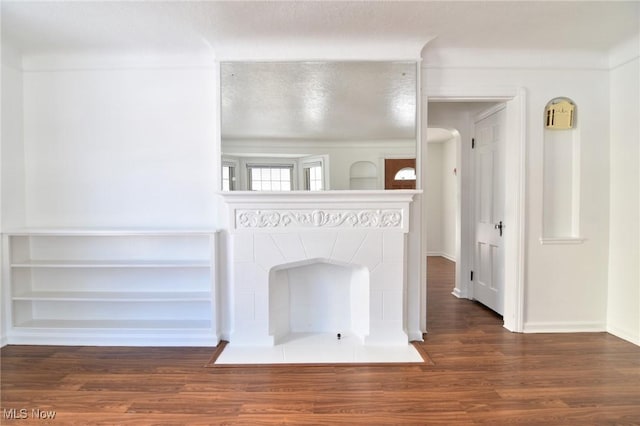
394;167;416;181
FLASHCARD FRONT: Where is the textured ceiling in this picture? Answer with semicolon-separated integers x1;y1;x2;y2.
2;1;638;56
222;62;416;141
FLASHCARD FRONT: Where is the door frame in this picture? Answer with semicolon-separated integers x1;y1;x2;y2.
423;87;526;332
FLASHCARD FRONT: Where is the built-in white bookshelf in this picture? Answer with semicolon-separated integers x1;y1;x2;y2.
2;229;219;346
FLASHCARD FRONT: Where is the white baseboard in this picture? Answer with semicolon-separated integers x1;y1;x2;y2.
451;287;468;299
426;252;456;262
523;321;607;334
407;329;424;342
0;335;7;348
607;324;640;346
6;331;219;347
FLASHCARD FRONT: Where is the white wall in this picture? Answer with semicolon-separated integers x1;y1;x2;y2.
425;49;611;332
21;55;218;228
607;37;640;345
2;43;26;230
1;42;26;346
425;137;457;261
441;138;457;260
425;142;443;254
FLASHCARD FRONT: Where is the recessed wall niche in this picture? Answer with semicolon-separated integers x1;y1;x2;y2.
542;97;582;243
349;161;378;190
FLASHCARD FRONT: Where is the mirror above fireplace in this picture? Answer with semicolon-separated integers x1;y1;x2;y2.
220;61;417;191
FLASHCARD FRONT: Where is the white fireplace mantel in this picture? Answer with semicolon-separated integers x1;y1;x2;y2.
219;190;422;347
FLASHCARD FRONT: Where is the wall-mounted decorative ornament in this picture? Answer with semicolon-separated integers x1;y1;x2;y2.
545;97;576;130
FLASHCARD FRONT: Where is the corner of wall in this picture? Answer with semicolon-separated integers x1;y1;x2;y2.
606;34;640;346
609;34;640;70
607;324;640;346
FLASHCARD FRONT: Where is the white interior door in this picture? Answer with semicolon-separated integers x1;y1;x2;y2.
473;106;506;315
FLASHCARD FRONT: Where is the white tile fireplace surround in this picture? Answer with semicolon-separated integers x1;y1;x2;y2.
220;191;420;348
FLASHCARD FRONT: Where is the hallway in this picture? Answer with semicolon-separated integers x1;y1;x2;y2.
427;256;504;334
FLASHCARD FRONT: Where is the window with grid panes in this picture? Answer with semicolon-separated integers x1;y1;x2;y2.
248;165;293;191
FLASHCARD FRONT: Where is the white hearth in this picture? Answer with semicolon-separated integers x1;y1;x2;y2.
220;190;420;347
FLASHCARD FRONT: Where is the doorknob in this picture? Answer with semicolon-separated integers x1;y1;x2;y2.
494;221;504;237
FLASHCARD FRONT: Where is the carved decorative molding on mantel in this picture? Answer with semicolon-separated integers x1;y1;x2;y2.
219;190;421;233
237;209;403;229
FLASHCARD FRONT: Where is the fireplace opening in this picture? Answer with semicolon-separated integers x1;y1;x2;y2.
269;259;369;345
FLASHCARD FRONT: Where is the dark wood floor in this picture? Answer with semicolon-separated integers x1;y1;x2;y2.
2;256;639;424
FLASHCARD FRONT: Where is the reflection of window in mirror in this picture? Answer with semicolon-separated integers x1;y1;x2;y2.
304;164;323;191
248;165;293;191
222;160;238;191
394;167;416;181
384;158;416;189
300;155;328;191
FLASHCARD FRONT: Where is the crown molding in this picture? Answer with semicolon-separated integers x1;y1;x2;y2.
20;50;217;72
422;47;610;70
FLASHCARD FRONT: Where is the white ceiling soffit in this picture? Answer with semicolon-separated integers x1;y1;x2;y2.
221;61;417;141
426;128;456;144
1;1;639;56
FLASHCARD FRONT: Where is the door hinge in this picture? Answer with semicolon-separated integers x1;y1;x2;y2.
472;138;475;149
470;270;474;281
